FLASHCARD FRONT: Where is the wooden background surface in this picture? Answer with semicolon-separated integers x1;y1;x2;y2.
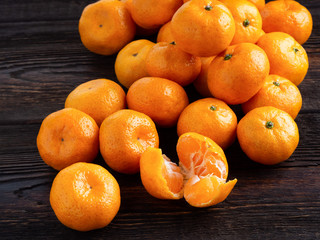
0;0;319;239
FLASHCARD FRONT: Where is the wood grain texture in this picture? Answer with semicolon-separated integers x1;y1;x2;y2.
0;0;319;239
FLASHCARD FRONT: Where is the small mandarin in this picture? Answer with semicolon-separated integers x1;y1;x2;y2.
127;77;189;127
242;75;302;119
193;57;215;97
37;108;99;170
65;79;126;126
79;0;135;55
115;40;155;89
50;162;120;231
100;109;159;174
145;41;201;86
157;21;175;43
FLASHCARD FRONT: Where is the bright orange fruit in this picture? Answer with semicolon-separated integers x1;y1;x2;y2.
237;106;299;165
37;108;99;170
50;162;120;231
193;56;215;97
99;109;159;174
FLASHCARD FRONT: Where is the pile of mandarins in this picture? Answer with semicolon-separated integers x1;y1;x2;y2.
36;0;313;232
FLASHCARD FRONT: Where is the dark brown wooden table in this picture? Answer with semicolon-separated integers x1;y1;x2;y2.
1;0;319;239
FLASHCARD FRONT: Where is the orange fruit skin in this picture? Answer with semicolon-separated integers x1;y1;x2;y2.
50;162;120;231
115;40;155;89
256;32;309;86
37;108;99;171
207;43;270;105
140;147;184;199
177;98;237;150
127;77;189;127
128;0;183;29
65;79;126;126
247;0;265;11
145;42;201;86
79;0;136;55
260;0;313;45
220;0;262;45
237;106;299;165
242;75;302;119
157;21;175;43
99;109;159;174
171;0;236;57
193;57;215;97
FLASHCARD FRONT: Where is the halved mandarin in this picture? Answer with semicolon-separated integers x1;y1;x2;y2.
140;147;184;200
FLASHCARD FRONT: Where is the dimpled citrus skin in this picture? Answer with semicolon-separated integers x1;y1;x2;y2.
128;0;183;29
127;77;189;127
79;0;135;55
242;75;302;119
237;106;299;165
115;40;155;89
65;79;126;126
207;42;270;105
256;32;309;86
50;162;121;231
145;42;201;86
177;98;237;149
261;0;313;45
220;0;262;45
37;108;99;171
171;0;235;57
99;109;159;174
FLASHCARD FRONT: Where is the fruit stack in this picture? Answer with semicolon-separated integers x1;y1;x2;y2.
37;0;312;232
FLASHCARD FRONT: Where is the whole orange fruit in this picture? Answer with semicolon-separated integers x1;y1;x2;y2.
242;75;302;119
128;0;183;29
115;40;155;89
193;57;215;97
171;0;235;57
177;98;237;149
237;106;299;165
256;32;309;86
50;162;120;231
261;0;313;45
220;0;262;44
145;42;201;86
100;109;159;174
37;108;99;171
207;42;270;105
127;77;189;127
79;0;135;55
157;21;175;43
65;79;126;126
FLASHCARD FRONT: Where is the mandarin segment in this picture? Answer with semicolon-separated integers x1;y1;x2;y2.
140;147;184;199
100;109;159;174
50;162;121;231
37;108;99;170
